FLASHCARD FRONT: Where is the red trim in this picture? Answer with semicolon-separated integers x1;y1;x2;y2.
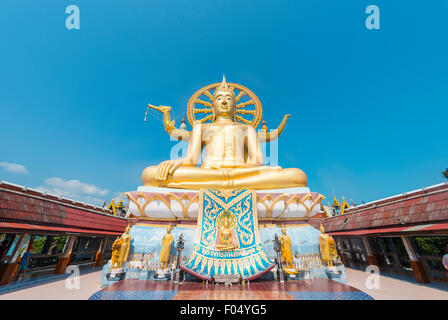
421;223;448;231
329;226;409;236
180;264;211;281
0;221;122;236
245;263;276;281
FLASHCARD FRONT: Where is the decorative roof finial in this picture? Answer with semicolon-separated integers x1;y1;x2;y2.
180;114;187;130
332;191;341;208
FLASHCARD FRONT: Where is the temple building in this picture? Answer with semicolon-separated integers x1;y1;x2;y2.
1;178;447;291
323;182;448;284
0;180;128;285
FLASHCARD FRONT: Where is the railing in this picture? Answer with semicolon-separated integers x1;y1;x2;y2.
340;249;368;268
28;254;62;270
420;255;447;281
69;250;97;264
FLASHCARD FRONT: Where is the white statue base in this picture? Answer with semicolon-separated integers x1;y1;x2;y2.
154;268;170;280
110;267;124;278
126;186;326;220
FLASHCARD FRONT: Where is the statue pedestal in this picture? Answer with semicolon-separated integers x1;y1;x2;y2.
126;186;325;220
283;267;298;275
325;266;342;278
107;267;125;280
154;268;171;281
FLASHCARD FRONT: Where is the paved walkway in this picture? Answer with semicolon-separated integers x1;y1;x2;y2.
346;268;448;300
1;268;448;300
0;270;102;300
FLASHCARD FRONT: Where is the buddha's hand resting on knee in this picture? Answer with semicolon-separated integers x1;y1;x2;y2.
155;159;183;181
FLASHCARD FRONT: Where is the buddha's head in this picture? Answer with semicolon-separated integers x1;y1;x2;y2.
212;75;236;121
319;224;325;234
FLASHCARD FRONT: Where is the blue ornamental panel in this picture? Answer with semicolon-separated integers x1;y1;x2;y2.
181;189;274;280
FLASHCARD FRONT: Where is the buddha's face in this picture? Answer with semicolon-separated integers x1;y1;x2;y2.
212;90;236;120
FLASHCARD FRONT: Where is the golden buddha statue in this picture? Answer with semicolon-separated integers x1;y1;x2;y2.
159;225;174;269
142;76;307;190
215;211;238;251
110;236;121;271
318;224;334;267
117;225;131;268
280;226;295;270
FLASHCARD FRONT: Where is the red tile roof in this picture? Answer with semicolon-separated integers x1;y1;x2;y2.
323;183;448;233
0;181;129;235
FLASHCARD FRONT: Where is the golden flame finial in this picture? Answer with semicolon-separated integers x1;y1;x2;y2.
213;74;235;98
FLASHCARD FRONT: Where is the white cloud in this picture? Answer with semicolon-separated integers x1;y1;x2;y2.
36;177;110;207
0;162;29;174
44;177;109;196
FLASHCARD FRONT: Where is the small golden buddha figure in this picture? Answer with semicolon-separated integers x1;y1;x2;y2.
328;237;339;262
215;212;238;251
117;225;131;268
142;76;307;190
280;226;295;270
159;225;174;269
318;224;334;267
110;237;121;271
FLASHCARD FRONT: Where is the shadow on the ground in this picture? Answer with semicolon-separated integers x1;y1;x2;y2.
347;266;448;292
0;266;103;295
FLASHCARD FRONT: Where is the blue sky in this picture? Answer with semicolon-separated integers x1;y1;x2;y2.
1;0;447;206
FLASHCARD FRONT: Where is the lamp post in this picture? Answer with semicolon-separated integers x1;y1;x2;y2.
173;233;185;283
273;234;284;283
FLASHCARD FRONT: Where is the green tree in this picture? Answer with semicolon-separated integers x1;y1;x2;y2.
413;236;448;256
31;236;46;253
53;236;68;253
443;168;448;180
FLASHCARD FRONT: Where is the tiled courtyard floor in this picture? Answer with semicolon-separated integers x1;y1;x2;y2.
89;278;372;300
1;268;447;300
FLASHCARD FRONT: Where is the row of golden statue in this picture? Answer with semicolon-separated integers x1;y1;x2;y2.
110;223;339;274
110;225;175;272
279;224;339;274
